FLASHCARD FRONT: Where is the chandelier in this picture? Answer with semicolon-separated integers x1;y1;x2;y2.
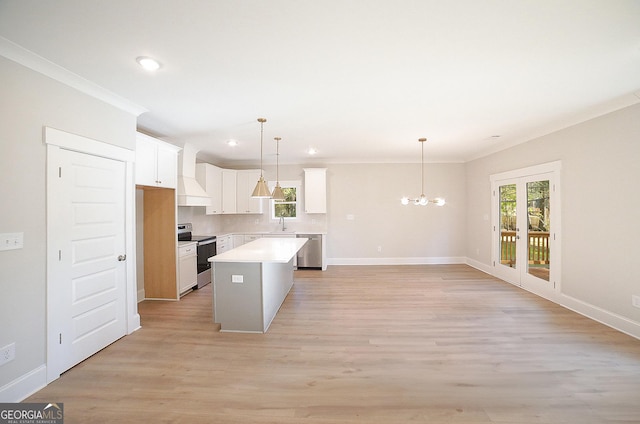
401;138;445;206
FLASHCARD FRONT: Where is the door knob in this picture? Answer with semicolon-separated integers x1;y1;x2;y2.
117;254;127;261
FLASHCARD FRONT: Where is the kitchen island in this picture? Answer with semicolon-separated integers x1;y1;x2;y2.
209;237;307;333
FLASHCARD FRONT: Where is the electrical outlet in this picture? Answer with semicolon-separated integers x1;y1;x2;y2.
0;232;24;251
377;246;382;252
0;343;16;366
632;295;640;309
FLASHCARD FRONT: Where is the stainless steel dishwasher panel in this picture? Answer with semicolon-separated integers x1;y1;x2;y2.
296;234;322;268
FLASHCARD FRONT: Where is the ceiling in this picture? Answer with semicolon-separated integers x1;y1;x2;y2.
1;0;639;165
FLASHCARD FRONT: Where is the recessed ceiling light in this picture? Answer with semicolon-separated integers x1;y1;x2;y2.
227;140;238;147
136;56;161;72
307;148;318;155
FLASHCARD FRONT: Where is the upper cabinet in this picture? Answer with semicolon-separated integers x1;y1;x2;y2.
195;163;223;215
304;168;327;214
236;170;264;214
221;169;237;214
135;132;180;189
195;167;264;214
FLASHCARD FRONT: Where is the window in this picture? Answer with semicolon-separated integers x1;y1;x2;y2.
270;181;300;220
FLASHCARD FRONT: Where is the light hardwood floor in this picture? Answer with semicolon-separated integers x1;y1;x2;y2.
27;265;640;423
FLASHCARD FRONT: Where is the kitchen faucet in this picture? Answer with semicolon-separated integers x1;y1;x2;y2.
278;215;287;231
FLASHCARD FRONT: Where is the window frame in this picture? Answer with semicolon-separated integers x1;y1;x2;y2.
269;180;301;221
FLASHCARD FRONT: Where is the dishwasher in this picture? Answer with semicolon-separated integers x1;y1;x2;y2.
296;234;322;269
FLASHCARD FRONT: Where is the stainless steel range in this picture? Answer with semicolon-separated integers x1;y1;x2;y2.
177;223;216;289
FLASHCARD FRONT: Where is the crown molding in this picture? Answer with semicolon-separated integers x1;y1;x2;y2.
0;36;147;117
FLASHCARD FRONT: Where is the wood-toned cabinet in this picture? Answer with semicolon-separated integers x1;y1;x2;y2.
135;132;180;188
304;168;327;213
140;188;179;300
195;163;223;215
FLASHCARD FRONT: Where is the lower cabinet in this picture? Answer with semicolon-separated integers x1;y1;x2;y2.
178;242;197;295
217;234;233;254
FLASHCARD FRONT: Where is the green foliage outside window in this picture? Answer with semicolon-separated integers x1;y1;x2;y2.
274;187;297;218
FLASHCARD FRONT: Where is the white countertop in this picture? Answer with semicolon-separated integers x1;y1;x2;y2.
178;241;197;247
215;231;326;237
209;237;308;263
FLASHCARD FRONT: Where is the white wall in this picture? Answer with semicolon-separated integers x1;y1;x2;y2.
0;56;136;400
181;162;467;264
327;163;466;263
466;102;640;329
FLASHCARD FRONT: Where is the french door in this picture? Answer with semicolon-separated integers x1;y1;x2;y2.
491;162;561;301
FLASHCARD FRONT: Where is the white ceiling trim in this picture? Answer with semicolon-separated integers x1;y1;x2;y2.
0;36;147;117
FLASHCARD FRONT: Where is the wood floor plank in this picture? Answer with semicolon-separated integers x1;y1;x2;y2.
26;265;640;423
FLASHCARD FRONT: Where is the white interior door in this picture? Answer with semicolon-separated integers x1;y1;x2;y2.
491;162;561;301
48;148;127;378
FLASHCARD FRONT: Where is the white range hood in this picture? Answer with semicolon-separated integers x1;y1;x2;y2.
177;143;211;207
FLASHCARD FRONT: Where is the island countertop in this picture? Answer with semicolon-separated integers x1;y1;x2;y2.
208;237;308;263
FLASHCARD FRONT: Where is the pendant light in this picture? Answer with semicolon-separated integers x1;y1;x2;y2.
271;137;286;200
251;118;272;198
401;138;446;206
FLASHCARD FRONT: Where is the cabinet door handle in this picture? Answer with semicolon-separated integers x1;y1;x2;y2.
117;254;127;261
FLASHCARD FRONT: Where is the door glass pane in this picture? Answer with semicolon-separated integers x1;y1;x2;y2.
499;184;517;268
527;180;550;281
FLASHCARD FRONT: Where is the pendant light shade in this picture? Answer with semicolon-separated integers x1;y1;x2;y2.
252;118;272;198
271;182;285;200
401;137;446;207
271;136;286;200
252;175;271;197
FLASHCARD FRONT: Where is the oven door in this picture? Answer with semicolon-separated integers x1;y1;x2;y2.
196;238;216;288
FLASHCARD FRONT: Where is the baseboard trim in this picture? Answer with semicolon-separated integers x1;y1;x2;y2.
464;258;493;275
327;256;466;266
467;258;640;341
0;365;47;402
559;294;640;340
137;288;145;303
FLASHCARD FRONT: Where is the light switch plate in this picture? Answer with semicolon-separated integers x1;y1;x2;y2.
231;275;244;283
0;232;24;251
632;295;640;309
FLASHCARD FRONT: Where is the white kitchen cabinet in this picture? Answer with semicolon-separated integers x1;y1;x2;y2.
232;234;245;247
195;163;223;215
221;169;237;214
217;234;233;254
303;168;327;213
236;170;264;214
178;242;197;295
136;132;180;188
